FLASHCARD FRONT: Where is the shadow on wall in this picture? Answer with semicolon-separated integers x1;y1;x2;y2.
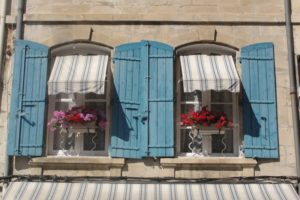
14;157;31;171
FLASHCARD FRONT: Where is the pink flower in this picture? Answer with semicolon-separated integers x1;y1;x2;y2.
53;111;65;120
83;114;96;121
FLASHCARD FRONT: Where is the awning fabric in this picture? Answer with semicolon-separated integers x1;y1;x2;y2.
48;55;108;95
3;182;299;200
180;55;240;93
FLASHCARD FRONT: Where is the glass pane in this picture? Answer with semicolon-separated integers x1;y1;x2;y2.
211;91;232;103
56;93;69;99
211;129;233;153
181;92;201;102
181;104;196;114
83;128;105;151
85;102;106;111
211;104;232;118
85;93;106;100
180;129;192;153
55;102;70;111
53;131;76;151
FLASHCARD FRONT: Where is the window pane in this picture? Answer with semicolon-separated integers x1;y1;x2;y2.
211;91;232;103
85;93;106;100
55;102;70;111
181;130;210;154
85;102;106;111
53;131;76;151
181;92;201;102
181;104;196;114
211;104;232;118
180;129;192;153
211;129;234;153
56;93;69;99
83;129;105;151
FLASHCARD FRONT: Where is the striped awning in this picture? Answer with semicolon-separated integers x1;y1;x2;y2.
3;182;299;200
48;55;108;95
180;55;240;93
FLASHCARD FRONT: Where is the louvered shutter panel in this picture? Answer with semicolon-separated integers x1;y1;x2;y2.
111;42;144;158
241;42;279;158
147;41;174;157
8;40;48;156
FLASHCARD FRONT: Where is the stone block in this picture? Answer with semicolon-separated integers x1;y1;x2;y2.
122;159;174;178
286;145;297;166
279;128;295;146
277;106;292;128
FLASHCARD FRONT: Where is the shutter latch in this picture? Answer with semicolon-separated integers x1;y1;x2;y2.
17;111;28;117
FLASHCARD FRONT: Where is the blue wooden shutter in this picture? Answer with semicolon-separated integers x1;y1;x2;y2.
147;41;174;157
241;42;279;158
8;40;48;156
111;42;144;158
111;40;174;158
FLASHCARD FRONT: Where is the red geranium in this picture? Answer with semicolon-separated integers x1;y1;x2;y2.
181;106;233;130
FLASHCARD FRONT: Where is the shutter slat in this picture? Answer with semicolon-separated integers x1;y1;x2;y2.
241;42;279;158
8;40;48;156
148;41;174;157
111;43;142;158
149;46;158;156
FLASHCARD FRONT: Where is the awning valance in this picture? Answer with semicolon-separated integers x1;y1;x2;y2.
48;55;108;95
3;182;299;200
180;55;240;93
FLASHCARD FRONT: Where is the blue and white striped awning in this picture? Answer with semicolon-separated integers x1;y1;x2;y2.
180;55;240;93
3;182;299;200
48;55;108;95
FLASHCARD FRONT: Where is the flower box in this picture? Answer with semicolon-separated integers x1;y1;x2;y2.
181;106;233;130
48;106;106;132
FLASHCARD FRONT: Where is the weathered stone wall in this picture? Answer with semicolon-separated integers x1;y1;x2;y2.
0;27;14;176
0;0;298;178
23;0;284;21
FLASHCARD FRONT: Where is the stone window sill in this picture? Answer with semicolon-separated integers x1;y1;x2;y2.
30;156;125;168
160;157;257;178
160;157;257;167
29;157;125;177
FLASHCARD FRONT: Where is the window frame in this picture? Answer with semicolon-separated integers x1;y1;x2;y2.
45;41;112;157
175;42;241;157
47;93;109;156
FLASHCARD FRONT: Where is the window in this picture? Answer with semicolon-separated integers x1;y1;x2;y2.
46;42;111;156
47;93;108;156
178;90;239;156
175;42;240;157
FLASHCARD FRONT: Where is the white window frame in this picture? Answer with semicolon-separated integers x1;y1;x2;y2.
46;42;112;157
175;48;241;157
47;93;110;156
176;90;240;157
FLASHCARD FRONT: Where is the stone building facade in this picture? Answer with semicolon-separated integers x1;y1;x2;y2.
0;0;299;182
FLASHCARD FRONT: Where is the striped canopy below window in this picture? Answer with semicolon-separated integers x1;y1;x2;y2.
48;55;108;95
3;182;299;200
180;55;240;93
